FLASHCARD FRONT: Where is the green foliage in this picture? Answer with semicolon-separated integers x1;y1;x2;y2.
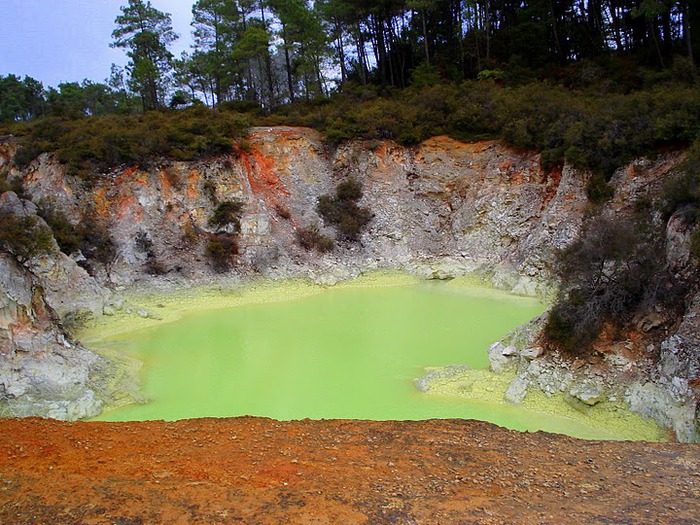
586;174;615;204
3;60;698;195
477;69;505;82
209;199;244;230
662;138;700;220
33;199;119;271
544;215;663;356
0;169;25;197
78;217;116;268
0;74;45;122
36;202;81;255
296;224;334;252
45;81;125;118
265;79;700;179
317;179;371;241
12;107;249;179
111;0;178;111
0;210;53;261
206;234;238;272
410;64;442;88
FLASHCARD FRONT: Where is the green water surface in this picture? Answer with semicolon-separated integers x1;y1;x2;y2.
91;278;665;441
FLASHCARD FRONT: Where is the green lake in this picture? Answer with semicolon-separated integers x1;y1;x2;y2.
90;276;666;441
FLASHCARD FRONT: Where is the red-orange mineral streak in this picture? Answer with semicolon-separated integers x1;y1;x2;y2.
159;168;173;202
542;162;563;207
187;168;201;200
116;191;142;221
237;143;290;211
114;165;139;186
92;187;109;218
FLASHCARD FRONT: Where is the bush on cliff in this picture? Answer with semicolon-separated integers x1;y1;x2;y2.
0;210;54;261
35;202;81;255
662;138;700;222
296;224;334;253
77;216;116;271
5;74;699;192
209;200;244;231
317;179;371;242
206;234;238;273
544;214;664;355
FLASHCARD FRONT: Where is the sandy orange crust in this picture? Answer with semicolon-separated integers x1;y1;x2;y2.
0;417;698;524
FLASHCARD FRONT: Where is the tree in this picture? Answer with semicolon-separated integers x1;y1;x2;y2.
191;0;243;106
45;81;121;118
269;0;332;101
0;75;45;122
111;0;178;111
232;24;275;106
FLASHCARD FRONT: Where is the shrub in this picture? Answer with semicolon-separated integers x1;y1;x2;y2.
317;179;371;241
0;210;53;261
12;107;250;180
134;231;166;275
661;139;700;220
206;234;238;272
77;217;116;269
586;173;615;204
209;199;244;231
36;202;81;254
296;224;334;252
544;215;662;355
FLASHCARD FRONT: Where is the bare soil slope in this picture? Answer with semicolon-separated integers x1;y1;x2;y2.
0;417;698;524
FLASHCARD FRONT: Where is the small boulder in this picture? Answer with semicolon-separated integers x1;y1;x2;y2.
505;376;528;404
488;342;518;374
520;346;543;360
569;381;606;406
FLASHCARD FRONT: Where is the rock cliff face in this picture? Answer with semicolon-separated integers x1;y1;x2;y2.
8;128;586;290
0;127;697;439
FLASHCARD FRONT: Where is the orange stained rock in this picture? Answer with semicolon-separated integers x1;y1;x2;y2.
114;165;139;186
0;417;697;524
187;169;201;200
239;144;289;211
116;191;141;221
543;163;563;205
92;188;109;217
159;168;173;202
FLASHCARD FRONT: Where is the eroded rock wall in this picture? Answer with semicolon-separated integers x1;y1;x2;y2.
11;128;602;291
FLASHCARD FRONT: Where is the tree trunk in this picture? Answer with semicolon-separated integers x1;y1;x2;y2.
683;0;694;63
281;23;295;103
421;9;430;65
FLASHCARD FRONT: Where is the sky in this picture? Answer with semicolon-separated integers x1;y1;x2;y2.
0;0;195;88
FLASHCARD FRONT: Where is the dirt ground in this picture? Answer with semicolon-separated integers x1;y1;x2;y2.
0;417;697;524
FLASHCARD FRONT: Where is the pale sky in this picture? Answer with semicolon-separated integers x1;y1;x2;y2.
0;0;195;88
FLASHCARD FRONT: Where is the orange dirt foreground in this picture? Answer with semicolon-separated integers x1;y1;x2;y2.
0;417;698;524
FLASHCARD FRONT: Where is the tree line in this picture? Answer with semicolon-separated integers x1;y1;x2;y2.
1;0;698;121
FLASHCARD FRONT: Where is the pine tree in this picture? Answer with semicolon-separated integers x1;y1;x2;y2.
111;0;178;111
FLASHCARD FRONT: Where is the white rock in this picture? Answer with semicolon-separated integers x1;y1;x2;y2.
505;376;528;404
